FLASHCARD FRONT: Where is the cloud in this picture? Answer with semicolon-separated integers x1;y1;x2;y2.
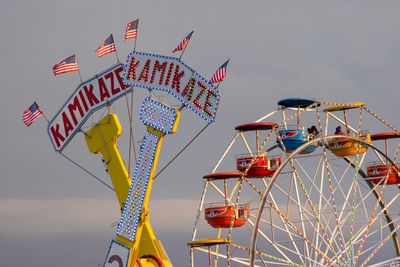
0;198;199;237
0;198;119;236
0;198;199;267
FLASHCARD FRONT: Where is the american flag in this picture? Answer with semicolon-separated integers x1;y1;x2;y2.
96;34;116;57
210;59;229;84
124;19;139;41
53;55;79;76
172;31;194;53
23;102;43;127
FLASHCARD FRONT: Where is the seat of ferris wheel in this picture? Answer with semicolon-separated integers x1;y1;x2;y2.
323;101;365;112
277;97;319;109
371;131;400;141
235;122;277;132
188;238;230;248
204;203;250;228
203;171;243;181
366;161;400;185
275;125;319;154
367;256;400;266
366;132;400;185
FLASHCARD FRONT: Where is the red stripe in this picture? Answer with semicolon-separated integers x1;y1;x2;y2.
97;44;116;57
173;39;189;53
125;30;137;40
210;68;226;83
53;63;79;75
23;110;42;126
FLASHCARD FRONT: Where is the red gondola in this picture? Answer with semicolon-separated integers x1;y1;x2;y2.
234;122;282;177
204;203;250;228
366;132;400;184
366;162;400;184
236;154;281;177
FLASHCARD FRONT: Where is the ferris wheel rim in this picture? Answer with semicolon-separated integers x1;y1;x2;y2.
249;134;400;267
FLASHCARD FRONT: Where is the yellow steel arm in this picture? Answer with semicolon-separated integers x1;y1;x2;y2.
84;114;131;209
85;113;178;266
127;127;172;267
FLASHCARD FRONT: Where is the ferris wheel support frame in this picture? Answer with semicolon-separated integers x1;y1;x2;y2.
249;135;400;266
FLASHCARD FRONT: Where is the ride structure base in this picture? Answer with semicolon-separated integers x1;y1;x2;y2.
104;98;180;267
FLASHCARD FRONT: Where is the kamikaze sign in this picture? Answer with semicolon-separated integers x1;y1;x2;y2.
123;52;220;123
48;63;131;151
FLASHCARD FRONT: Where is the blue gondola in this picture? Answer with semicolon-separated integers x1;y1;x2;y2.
276;126;318;154
276;98;320;154
277;98;319;109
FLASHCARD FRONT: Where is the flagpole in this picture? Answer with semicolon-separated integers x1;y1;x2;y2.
134;32;138;52
41;112;50;124
75;57;83;83
115;50;120;63
129;32;139;162
114;33;120;63
129;34;138;162
179;44;188;61
77;70;83;83
38;103;50;124
126;31;140;170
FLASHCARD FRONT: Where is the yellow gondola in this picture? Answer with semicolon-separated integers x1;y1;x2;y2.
327;133;371;157
324;102;371;157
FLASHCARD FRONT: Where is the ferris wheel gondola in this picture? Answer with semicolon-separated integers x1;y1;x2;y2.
366;132;400;185
276;98;321;154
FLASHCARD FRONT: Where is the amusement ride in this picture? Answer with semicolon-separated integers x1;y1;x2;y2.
25;20;400;267
41;24;223;267
190;98;400;266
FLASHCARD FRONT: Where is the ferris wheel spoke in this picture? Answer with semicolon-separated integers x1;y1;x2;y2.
315;155;327;264
268;198;336;266
191;181;209;247
360;221;400;267
321;169;367;263
353;179;387;263
270;179;343;256
255;253;268;267
291;156;334;210
347;192;400;252
292;170;311;261
321;157;354;209
192;246;250;266
235;241;303;267
243;177;263;197
392;144;400;162
362;106;400;133
255;108;280;122
209;180;229;200
247;219;300;265
271;181;328;225
293;157;336;216
269;189;334;264
354;218;397;260
349;153;367;257
336;184;399;264
229;179;244;201
320;146;350;261
212;133;240;173
288;160;342;262
343;181;398;237
267;194;307;266
239;132;254;155
296;152;324;198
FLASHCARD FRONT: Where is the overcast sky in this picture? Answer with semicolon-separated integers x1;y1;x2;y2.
1;0;400;266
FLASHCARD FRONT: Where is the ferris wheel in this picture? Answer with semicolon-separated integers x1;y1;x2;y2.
189;98;400;267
